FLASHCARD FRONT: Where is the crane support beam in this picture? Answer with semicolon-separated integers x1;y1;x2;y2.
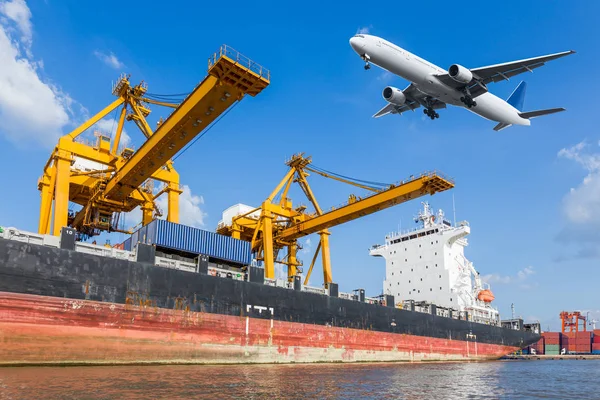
67;98;125;140
103;47;269;202
277;172;454;241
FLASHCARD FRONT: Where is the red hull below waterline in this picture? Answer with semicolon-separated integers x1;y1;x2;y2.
0;292;518;366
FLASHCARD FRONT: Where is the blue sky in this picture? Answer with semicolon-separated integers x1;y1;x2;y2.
0;0;598;330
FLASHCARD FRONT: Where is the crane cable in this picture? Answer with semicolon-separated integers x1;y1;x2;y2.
307;164;391;191
172;101;240;162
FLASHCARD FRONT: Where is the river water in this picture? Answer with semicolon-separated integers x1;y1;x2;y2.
0;360;598;399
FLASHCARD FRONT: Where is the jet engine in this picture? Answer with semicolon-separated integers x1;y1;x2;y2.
448;64;473;84
382;86;406;105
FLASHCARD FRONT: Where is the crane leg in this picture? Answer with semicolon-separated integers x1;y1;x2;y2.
167;182;182;224
320;230;333;288
111;105;128;155
38;163;56;235
52;152;71;236
141;201;154;227
303;241;322;286
287;243;298;281
262;212;275;279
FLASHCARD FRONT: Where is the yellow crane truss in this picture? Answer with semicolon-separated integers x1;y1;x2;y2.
37;45;269;237
216;153;454;287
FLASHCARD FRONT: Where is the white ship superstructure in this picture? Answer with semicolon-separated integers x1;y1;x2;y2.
370;202;500;325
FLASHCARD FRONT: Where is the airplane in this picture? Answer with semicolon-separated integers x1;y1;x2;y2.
349;34;575;131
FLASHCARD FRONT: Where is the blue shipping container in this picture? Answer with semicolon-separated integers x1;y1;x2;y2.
129;219;252;265
122;237;132;252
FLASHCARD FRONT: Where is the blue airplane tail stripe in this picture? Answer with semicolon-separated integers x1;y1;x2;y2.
507;81;527;112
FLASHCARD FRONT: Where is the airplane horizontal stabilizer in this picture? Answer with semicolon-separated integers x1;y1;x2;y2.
493;122;512;131
519;108;565;119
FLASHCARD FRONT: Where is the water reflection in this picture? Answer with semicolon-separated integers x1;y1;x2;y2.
0;360;598;399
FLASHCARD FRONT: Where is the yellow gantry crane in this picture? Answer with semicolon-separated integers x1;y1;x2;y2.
216;154;454;287
37;45;269;238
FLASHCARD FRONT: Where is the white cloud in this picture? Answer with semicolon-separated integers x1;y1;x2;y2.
482;266;536;289
93;50;124;70
154;184;206;228
300;237;312;255
556;140;600;258
123;184;207;230
0;0;32;51
357;26;371;34
0;0;80;148
376;71;394;84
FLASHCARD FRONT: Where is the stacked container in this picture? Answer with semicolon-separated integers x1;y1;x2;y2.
562;331;592;353
531;337;545;355
575;331;592;353
543;332;562;355
593;330;600;354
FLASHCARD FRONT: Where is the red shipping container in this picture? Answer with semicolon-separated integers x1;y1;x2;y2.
592;343;600;351
594;335;600;344
531;338;545;354
542;332;562;346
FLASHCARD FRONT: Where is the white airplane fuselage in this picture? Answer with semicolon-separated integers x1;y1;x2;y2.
350;34;531;126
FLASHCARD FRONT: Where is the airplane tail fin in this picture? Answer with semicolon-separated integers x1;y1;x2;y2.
507;81;527;111
519;108;566;119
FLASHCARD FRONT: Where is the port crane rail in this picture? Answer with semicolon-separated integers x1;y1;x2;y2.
217;153;454;287
38;45;269;237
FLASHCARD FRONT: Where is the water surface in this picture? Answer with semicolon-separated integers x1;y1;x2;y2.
1;360;598;399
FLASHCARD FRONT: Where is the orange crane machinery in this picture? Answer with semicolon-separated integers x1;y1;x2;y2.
37;45;269;238
560;311;587;333
216;153;454;287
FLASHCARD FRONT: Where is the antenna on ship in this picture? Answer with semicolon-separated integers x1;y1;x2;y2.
511;303;515;320
452;193;457;227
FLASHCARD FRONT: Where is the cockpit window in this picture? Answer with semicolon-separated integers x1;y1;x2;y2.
354;34;365;38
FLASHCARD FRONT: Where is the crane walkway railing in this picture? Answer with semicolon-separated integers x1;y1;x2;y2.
208;45;270;82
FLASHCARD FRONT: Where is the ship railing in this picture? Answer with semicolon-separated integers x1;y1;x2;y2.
156;256;197;273
264;278;292;289
302;285;327;295
0;227;60;248
76;242;135;261
339;292;354;300
365;296;381;305
208;266;246;281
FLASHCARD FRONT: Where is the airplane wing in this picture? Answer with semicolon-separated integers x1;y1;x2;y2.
373;84;446;118
434;50;575;97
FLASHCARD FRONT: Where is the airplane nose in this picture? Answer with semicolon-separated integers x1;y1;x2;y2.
350;37;365;53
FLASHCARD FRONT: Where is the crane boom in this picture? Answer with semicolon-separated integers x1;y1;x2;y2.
104;46;269;201
38;45;269;238
276;172;453;241
217;154;454;287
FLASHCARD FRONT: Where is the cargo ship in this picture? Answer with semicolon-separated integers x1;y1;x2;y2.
0;201;539;366
0;44;538;365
